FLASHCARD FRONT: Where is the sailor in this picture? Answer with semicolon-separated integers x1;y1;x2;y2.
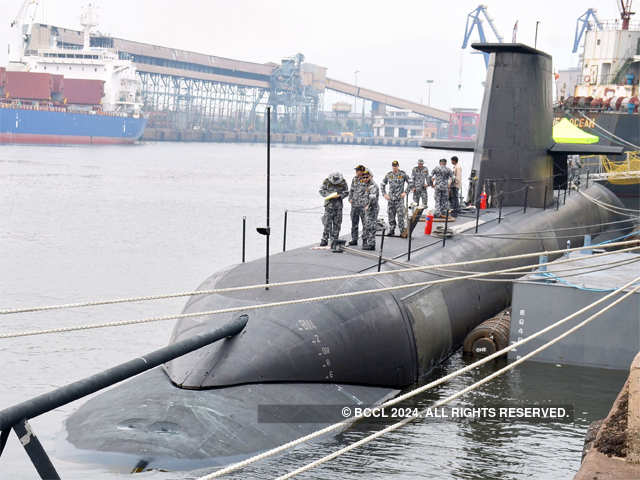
348;164;367;246
319;172;349;247
449;156;462;216
411;159;430;208
361;169;379;250
431;158;453;218
381;160;411;236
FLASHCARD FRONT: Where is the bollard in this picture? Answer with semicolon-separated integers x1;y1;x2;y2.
283;210;288;252
442;210;449;248
242;216;246;263
378;229;386;272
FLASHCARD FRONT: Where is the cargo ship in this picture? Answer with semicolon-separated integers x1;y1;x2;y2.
2;1;146;145
555;3;640;208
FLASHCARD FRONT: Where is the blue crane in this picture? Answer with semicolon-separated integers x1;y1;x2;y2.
461;5;504;68
573;8;603;53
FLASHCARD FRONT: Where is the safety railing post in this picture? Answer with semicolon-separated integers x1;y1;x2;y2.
378;229;386;272
242;216;246;263
283;210;288;252
442;210;449;248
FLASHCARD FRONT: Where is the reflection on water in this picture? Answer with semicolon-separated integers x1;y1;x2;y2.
0;142;627;479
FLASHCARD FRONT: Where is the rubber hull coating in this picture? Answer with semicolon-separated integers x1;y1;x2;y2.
165;183;629;389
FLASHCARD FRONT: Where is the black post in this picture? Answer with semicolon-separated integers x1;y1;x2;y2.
475;200;481;233
564;185;568;204
407;227;413;262
242;216;246;263
586;170;590;188
283;210;288;252
523;187;529;213
556;190;560;211
543;185;548;211
442;209;450;248
378;229;386;272
13;420;60;480
266;107;271;289
0;316;248;433
498;194;503;224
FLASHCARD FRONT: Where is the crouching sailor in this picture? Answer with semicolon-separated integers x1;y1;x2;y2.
319;172;349;247
361;169;380;251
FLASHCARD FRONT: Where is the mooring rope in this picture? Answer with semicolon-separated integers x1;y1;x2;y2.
2;240;637;317
199;273;640;479
1;246;638;340
275;281;640;479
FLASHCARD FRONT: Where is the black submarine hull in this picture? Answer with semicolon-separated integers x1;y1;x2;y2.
64;184;629;469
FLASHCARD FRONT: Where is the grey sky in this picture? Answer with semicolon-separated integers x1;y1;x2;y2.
1;1;624;111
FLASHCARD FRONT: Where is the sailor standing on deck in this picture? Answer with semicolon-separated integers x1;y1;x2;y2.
431;158;453;218
411;159;430;208
361;169;379;251
319;172;349;247
381;160;411;236
348;165;367;246
449;156;462;217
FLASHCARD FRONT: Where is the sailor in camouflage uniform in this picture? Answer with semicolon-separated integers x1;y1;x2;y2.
348;165;367;246
319;172;349;246
411;158;430;207
360;169;379;250
381;160;411;235
431;158;453;217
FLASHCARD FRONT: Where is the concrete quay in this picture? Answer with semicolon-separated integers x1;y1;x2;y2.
575;352;640;479
141;128;425;147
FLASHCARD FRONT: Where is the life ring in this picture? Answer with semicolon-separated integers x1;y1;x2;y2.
584;75;591;83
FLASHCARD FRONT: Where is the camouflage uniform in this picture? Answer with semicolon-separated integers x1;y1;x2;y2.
349;175;367;243
411;165;430;207
431;165;453;217
362;178;379;248
319;173;349;243
381;169;411;233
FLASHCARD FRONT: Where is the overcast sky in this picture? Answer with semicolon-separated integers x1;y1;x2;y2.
1;0;625;111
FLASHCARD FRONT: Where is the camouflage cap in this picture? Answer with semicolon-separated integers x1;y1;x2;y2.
391;160;399;166
418;159;424;164
355;164;366;171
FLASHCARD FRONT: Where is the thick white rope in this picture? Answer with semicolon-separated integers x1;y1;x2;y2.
1;246;637;340
2;239;637;317
276;281;640;479
198;273;640;479
578;190;640;218
2;247;637;340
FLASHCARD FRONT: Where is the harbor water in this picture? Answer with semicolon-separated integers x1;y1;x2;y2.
0;142;627;479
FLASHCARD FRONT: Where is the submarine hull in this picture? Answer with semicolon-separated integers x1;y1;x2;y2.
64;184;630;469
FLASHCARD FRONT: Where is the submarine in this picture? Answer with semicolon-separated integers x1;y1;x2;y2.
64;44;634;472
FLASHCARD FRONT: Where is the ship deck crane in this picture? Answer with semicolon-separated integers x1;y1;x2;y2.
461;4;503;68
573;8;603;54
619;0;635;30
9;0;40;63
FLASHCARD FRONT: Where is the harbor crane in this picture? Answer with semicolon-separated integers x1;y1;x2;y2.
461;5;503;68
572;8;603;53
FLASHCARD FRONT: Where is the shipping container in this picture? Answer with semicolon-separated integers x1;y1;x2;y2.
64;78;104;105
5;71;52;100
